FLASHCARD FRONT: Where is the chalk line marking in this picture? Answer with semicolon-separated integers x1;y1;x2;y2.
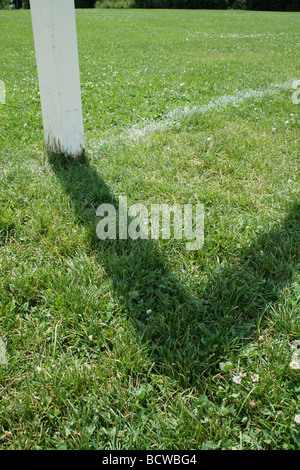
89;79;295;150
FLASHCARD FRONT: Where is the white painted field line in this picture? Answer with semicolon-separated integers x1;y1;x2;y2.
90;79;294;150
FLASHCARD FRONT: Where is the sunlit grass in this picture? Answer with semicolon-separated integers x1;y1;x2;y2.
0;9;299;450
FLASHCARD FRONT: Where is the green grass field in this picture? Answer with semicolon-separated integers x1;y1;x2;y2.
0;8;299;450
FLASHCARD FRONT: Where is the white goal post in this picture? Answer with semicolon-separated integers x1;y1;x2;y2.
30;0;85;158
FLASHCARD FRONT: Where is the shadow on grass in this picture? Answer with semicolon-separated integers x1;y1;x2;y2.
50;154;300;387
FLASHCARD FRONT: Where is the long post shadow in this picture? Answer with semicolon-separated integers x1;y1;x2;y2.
50;154;300;387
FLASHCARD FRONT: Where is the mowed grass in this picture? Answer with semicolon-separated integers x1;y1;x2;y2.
0;9;299;450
